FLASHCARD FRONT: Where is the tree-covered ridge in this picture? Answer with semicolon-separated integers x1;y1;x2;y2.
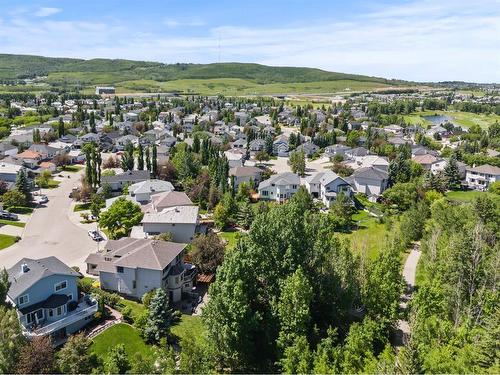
0;53;407;85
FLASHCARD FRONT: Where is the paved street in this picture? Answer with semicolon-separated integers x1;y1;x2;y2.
0;171;97;273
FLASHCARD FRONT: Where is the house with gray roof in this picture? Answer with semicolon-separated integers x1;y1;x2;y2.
85;238;195;301
128;179;174;203
101;170;150;191
465;164;500;190
295;141;319;157
258;172;300;202
305;171;353;207
229;166;262;189
141;205;199;243
351;166;389;201
6;256;97;342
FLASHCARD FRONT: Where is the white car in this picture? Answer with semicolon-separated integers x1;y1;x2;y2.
88;230;104;241
35;195;49;204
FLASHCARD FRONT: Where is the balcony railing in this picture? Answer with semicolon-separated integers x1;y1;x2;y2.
22;297;98;338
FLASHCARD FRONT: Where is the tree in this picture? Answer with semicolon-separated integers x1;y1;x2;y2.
254;150;270;164
56;334;96;374
99;197;143;238
277;268;313;352
2;189;27;208
16;336;54;374
104;344;130;374
0;180;8;196
178;331;214;374
329;192;355;229
35;169;52;188
58;117;65;137
53;153;70;169
0;269;9;306
151;144;158;177
444;156;461;190
120;142;135;171
32;128;41;143
90;193;104;220
0;306;25;373
289;150;306;176
130;352;155;374
191;232;225;274
137;145;144;170
236;200;254;229
143;288;173;344
280;335;313;374
15;168;31;202
145;146;151;172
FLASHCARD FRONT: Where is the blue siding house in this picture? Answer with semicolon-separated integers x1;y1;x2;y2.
5;256;97;343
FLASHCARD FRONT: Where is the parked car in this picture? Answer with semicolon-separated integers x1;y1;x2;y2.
34;195;48;204
88;230;104;241
0;211;19;221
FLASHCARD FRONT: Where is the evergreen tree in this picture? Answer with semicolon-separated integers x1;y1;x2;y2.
143;288;173;344
151;144;158;177
193;134;201;153
104;344;130;374
89;112;96;133
137;145;144;170
57;334;97;374
444;155;461;190
15;168;31;202
58;117;65;137
145;146;151;172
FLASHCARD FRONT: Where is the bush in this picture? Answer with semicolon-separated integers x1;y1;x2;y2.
121;306;133;324
2;189;27;208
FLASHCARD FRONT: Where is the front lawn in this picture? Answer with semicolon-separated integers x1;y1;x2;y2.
73;202;91;212
6;206;33;214
0;234;19;250
0;219;25;227
91;323;153;360
61;165;83;173
46;179;61;189
171;314;205;344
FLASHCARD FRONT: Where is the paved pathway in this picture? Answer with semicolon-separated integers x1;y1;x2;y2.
0;171;97;273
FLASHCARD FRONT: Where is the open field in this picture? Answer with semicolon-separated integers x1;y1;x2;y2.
404;110;499;129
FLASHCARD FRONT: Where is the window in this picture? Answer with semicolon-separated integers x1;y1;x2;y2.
48;310;53;317
261;190;268;196
56;306;63;316
132;280;136;289
67;293;73;301
117;266;124;273
18;294;29;305
54;280;67;292
292;185;297;189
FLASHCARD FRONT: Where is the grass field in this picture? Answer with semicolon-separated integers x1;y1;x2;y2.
171;314;205;344
446;190;500;203
404;110;499;130
91;323;154;360
218;230;240;250
0;219;25;227
340;211;388;259
0;234;19;250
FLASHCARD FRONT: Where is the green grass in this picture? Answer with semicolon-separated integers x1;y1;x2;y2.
340;212;388;259
6;206;33;214
404;110;500;130
0;219;25;227
91;323;154;360
446;190;500;203
120;299;146;321
171;314;205;344
0;234;19;250
61;165;83;172
46;179;61;189
73;202;91;211
218;230;240;250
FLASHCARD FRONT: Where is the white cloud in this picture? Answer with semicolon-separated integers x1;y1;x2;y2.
34;7;61;17
163;17;205;28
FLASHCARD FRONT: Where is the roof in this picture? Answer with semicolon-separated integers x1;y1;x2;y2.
85;238;186;271
320;170;348;186
0;142;17;151
101;170;150;184
129;179;174;195
151;191;193;211
466;164;500;175
7;256;80;300
413;154;441;165
259;172;300;189
16;150;42;159
229;166;262;178
353;166;389;181
142;205;199;224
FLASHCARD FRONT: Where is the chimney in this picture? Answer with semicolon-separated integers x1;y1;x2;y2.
21;263;29;273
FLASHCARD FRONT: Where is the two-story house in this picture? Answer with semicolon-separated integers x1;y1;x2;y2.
258;172;300;202
6;257;97;343
465;164;500;190
305;171;353;207
85;238;195;302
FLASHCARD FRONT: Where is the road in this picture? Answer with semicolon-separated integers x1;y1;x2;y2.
0;170;97;273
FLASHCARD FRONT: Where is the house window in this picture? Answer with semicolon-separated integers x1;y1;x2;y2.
292;185;297;189
48;310;53;317
18;294;29;305
132;280;136;289
54;280;67;292
56;306;63;316
67;293;73;301
261;190;268;196
117;266;124;273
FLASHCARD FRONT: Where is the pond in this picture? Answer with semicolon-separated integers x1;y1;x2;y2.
423;114;454;125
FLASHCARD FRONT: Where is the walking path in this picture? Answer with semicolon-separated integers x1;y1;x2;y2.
395;243;421;346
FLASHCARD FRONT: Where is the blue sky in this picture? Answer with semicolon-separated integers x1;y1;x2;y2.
0;0;499;82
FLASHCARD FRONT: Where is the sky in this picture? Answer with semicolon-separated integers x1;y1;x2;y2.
0;0;499;82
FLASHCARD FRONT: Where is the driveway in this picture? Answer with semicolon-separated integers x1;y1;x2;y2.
0;171;97;273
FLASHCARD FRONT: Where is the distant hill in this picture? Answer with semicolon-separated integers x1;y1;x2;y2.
0;54;407;84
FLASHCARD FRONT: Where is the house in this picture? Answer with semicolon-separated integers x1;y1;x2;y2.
465;164;500;190
224;149;246;168
295;142;319;157
258;172;300;202
101;170;150;191
39;161;57;173
0;162;23;182
124;112;139;122
232;138;247;149
384;124;403;135
351;166;389;201
324;144;352;158
387;136;408;147
412;154;447;174
0;142;18;158
345;147;369;160
6;257;97;342
229;166;262;189
150;191;194;212
305;171;353;207
273;135;289;157
85;238;195;302
74;133;100;148
115;135;139;151
15;150;43;168
128;179;174;203
249;138;266;152
141;205;199;243
357;155;390;172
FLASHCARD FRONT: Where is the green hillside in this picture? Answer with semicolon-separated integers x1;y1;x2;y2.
0;53;411;95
